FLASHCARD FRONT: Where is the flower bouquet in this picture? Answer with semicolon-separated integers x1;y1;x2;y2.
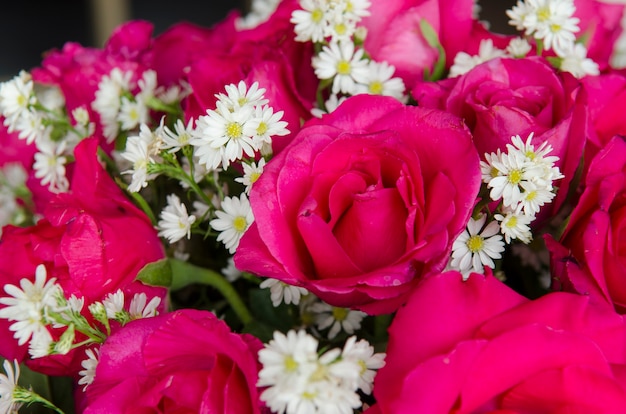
2;0;626;412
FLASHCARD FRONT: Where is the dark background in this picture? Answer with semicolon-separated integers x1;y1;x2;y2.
0;0;515;79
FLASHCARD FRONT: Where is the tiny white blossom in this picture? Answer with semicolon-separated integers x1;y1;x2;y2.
162;118;195;153
519;0;580;56
260;278;309;307
128;293;161;319
92;68;133;142
495;210;533;244
15;110;47;145
0;264;58;346
0;360;22;413
559;42;600;78
312;41;369;94
244;105;289;147
157;194;196;243
117;97;148;132
28;329;54;359
449;214;505;279
121;132;157;192
356;60;406;100
209;193;254;253
506;37;533;57
311;302;366;339
311;94;348;118
0;71;35;131
33;138;69;193
216;81;268;111
102;290;125;320
235;158;266;194
341;336;386;395
78;347;100;391
291;0;331;43
222;257;243;282
449;39;507;77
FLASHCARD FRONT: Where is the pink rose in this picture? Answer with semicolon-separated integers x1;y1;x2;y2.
546;136;626;312
582;73;626;152
360;0;475;88
0;138;166;374
235;95;480;314
368;271;626;413
83;309;264;414
413;56;587;215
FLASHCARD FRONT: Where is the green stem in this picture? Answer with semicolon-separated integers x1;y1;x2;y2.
169;259;253;325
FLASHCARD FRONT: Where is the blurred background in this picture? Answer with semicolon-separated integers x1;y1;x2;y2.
0;0;516;79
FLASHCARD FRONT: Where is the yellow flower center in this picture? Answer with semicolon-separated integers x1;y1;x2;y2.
226;122;243;139
537;7;551;22
332;307;349;321
525;190;537;201
336;60;351;75
335;23;347;36
505;216;518;228
369;81;384;95
311;8;324;23
256;122;268;136
284;355;298;372
249;171;262;184
233;216;248;233
508;169;523;185
466;235;484;253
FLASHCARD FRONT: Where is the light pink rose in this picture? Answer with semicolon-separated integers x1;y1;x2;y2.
546;136;626;313
360;0;475;88
368;271;626;413
413;56;587;216
0;138;166;375
235;95;480;314
83;309;264;414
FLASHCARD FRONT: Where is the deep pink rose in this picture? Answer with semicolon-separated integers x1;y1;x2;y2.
546;136;626;313
0;138;166;375
582;73;626;155
235;95;480;314
368;272;626;413
413;56;587;215
184;0;316;154
83;309;264;414
360;0;475;89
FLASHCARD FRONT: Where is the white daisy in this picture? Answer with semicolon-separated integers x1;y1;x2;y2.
28;329;54;359
506;37;532;57
495;210;533;244
0;264;58;346
235;158;266;194
312;41;369;94
356;60;406;100
449;214;505;279
0;359;22;414
92;68;133;142
216;81;268;111
157;194;196;243
260;278;309;307
244;105;289;147
257;329;319;388
522;0;580;56
121;133;156;192
340;336;385;395
311;94;348;118
32;138;69;193
486;150;539;208
102;290;126;321
117;96;148;132
291;0;331;43
162;118;195;153
78;347;100;391
559;42;600;78
137;70;157;102
506;0;534;31
324;6;358;42
15;110;47;145
209;193;254;253
192;102;257;170
0;71;35;131
449;39;507;77
310;302;366;339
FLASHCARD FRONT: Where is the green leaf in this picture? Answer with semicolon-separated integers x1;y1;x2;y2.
247;288;294;332
419;19;446;81
136;258;173;287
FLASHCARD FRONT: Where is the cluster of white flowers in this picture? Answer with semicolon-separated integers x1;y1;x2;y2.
292;0;405;110
257;330;385;414
261;278;310;307
0;264;162;390
451;0;599;79
0;72;94;193
291;0;371;44
92;68;187;142
450;133;563;279
191;81;288;171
